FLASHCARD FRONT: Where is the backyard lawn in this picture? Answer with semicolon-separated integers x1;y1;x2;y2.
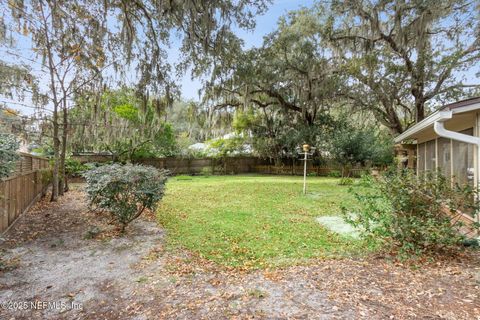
157;175;367;268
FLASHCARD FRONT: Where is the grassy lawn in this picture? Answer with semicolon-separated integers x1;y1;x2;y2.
157;175;367;268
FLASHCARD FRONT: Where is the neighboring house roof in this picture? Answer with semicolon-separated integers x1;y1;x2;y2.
188;143;207;151
394;97;480;143
72;151;113;156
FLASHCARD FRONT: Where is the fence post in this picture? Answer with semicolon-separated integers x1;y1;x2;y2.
1;182;7;232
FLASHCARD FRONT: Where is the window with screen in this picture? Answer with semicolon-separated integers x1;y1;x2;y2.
417;142;425;174
425;139;436;171
437;137;451;178
452;128;474;186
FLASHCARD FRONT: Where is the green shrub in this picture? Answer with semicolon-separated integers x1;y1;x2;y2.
327;170;341;178
343;169;479;256
339;177;354;185
200;167;213;177
39;168;52;185
328;118;394;169
83;162;107;170
358;173;374;187
0;133;19;178
65;158;88;177
83;164;169;232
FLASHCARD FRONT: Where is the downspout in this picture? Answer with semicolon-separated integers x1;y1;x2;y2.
434;111;480;145
434;110;480;234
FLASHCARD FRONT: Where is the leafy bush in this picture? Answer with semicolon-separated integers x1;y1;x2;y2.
30;144;54;156
358;173;374;187
327;170;341;178
83;164;169;232
65;158;88;177
328;119;394;176
343;169;479;256
206;136;248;158
84;162;109;170
200;167;213;176
339;177;354;185
39;168;53;185
0;133;19;178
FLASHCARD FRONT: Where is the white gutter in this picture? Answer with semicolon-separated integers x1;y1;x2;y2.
394;102;480;143
433;111;480;145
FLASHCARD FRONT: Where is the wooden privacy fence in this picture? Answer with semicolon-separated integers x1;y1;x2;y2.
1;153;51;233
137;158;371;177
137;157;265;175
252;165;369;177
72;154;372;177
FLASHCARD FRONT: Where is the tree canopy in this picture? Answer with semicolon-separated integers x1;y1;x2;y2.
207;0;480;136
323;0;480;133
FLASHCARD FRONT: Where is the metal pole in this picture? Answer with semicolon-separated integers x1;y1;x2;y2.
303;151;307;194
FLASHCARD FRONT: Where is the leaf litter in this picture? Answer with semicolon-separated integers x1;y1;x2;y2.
0;184;479;319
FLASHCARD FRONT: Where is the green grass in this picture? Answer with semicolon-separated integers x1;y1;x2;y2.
157;175;368;268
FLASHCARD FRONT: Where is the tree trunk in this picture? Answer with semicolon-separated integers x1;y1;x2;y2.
387;118;404;136
383;100;405;135
59;99;68;195
50;107;60;202
415;98;425;123
64;170;69;192
40;2;60;202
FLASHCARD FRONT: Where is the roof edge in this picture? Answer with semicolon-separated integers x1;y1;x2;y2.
394;98;480;143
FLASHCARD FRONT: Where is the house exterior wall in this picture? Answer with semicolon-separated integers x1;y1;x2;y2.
476;112;480;195
414;110;478;188
396;104;480;228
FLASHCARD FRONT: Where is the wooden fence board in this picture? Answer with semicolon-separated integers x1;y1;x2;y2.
0;154;51;234
73;154;372;177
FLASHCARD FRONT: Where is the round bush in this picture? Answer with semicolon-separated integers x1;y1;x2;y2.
83;164;169;231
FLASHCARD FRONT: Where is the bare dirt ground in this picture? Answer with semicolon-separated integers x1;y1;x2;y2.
1;184;480;319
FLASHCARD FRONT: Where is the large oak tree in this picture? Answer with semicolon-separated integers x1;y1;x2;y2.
324;0;480;134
